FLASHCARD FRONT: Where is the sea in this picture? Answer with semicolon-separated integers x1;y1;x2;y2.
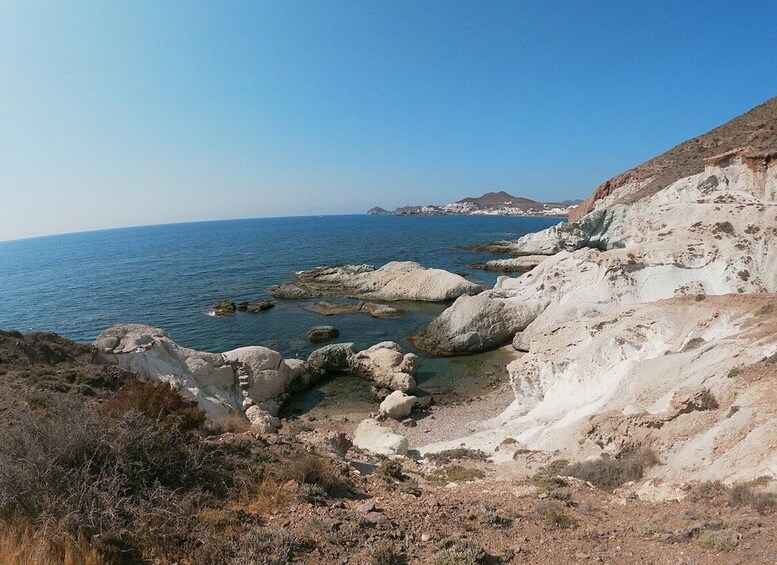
0;214;558;410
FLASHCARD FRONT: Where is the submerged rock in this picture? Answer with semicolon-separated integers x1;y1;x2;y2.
236;300;275;313
307;300;405;319
271;261;482;302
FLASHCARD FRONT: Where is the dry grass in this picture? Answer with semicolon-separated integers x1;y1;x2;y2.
0;525;103;565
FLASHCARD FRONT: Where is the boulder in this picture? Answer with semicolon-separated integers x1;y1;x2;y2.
353;418;409;456
353;342;418;393
306;343;357;376
412;294;539;355
306;325;340;343
379;391;417;420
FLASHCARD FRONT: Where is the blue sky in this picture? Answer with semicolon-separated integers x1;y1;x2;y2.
1;1;775;241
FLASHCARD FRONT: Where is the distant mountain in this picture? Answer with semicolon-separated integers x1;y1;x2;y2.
368;192;583;217
367;207;391;215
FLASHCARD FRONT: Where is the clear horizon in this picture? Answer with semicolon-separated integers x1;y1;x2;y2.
2;1;776;241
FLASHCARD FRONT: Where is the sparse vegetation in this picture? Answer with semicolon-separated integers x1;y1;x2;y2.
433;537;488;565
695;528;739;551
543;508;577;529
426;448;488;465
369;541;404;565
431;465;486;484
695;388;719;411
563;448;659;492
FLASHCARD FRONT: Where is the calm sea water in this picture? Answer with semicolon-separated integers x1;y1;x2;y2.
0;215;557;401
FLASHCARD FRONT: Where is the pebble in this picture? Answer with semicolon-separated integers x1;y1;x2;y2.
357;502;376;513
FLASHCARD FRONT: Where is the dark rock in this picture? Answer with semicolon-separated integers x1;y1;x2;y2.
212;300;236;316
306;343;356;376
307;325;340;343
238;300;275;313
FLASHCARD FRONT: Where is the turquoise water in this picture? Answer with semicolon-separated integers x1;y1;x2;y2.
0;215;556;394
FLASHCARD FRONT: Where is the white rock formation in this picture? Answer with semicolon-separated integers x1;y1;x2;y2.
353;418;409;456
94;324;312;432
94;324;242;416
415;150;777;355
418;148;777;491
424;295;777;489
379;391;417;420
272;261;482;302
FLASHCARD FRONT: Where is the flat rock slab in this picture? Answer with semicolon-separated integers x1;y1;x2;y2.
271;261;482;302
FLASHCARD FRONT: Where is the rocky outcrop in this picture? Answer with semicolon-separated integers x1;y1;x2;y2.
307;300;406;318
271;261;481;302
306;326;340;343
307;341;418;393
353;418;409;456
94;324;313;432
95;325;422;432
417;98;777;491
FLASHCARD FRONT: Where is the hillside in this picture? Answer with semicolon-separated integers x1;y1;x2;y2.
571;96;777;220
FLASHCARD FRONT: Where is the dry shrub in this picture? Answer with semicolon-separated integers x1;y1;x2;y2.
729;481;777;513
543;508;577;529
0;397;241;562
695;528;739;551
102;378;207;431
277;450;354;497
431;465;485;484
687;480;728;502
563;448;659;491
369;540;404;565
204;413;252;435
433;537;488;565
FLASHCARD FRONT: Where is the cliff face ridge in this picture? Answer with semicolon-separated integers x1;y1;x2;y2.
570;96;777;221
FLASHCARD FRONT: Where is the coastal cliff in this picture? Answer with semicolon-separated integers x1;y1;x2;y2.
416;98;777;493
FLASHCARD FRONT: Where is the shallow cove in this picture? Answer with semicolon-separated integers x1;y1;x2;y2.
282;347;516;418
